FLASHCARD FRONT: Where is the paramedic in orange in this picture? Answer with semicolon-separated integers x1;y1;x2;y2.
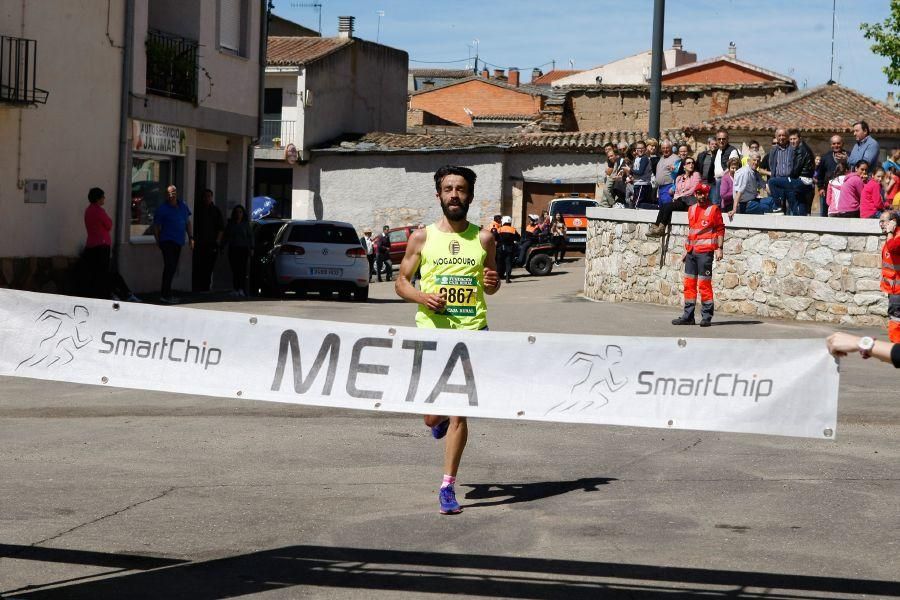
672;183;725;327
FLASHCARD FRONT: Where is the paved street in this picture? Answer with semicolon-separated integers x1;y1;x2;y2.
1;260;898;599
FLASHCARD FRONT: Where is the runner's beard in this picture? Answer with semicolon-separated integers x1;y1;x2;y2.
441;200;469;222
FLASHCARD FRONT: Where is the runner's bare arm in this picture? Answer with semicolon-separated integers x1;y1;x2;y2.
479;229;500;295
395;228;446;312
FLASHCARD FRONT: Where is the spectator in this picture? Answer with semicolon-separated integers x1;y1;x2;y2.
647;156;700;236
825;162;849;216
695;136;718;189
730;151;776;217
766;128;796;213
879;210;900;343
848;120;879;169
834;160;869;218
709;129;741;206
490;215;501;233
192;189;224;292
82;187;140;302
629;140;654;208
518;214;540;265
741;140;761;167
674;144;691;178
360;228;376;282
862;167;889;218
655;140;678;204
152;185;193;304
786;129;816;216
550;213;567;265
223;205;252;297
495;216;519;283
375;225;393;282
816;135;848;217
719;157;741;213
884;167;900;206
539;210;551;238
605;144;628;206
645;137;661;174
826;332;900;367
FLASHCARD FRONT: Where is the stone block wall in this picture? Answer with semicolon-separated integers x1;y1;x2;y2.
584;209;887;327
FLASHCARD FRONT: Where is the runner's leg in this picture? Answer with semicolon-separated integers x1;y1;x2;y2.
443;416;468;477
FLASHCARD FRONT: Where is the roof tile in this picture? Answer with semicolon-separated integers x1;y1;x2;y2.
267;36;351;66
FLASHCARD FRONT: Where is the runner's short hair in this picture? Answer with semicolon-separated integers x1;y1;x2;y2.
434;165;477;194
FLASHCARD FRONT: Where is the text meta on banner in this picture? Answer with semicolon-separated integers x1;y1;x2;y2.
0;289;839;439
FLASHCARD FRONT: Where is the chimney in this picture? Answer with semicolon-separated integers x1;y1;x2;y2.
337;16;355;38
508;68;520;87
481;69;489;79
493;68;505;80
532;67;543;80
728;41;737;58
889;92;896;107
672;37;683;51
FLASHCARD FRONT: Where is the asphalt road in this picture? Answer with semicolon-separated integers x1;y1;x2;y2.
1;260;898;599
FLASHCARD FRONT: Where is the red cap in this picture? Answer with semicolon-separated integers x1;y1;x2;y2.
695;183;711;195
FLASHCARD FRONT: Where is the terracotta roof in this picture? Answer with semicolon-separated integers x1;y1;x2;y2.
267;36;351;66
409;75;546;98
471;113;540;121
314;130;688;153
410;68;473;78
557;81;794;92
686;83;900;134
661;55;795;84
531;70;581;86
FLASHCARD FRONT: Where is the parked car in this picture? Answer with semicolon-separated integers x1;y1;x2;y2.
385;224;421;265
267;220;370;301
248;218;289;296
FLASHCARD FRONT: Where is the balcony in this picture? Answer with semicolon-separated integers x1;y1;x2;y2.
145;29;198;104
0;35;49;105
255;120;299;160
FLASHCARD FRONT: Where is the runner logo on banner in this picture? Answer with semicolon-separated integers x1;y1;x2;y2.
0;289;839;439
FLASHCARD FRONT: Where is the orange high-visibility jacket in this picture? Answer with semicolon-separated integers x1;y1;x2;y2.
685;203;725;253
882;235;900;294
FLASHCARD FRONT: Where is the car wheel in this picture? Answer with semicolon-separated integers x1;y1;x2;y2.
528;253;554;276
353;287;369;302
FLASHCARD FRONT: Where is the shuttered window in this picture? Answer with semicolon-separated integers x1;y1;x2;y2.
219;0;242;53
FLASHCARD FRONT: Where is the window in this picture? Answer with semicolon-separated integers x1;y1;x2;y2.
388;229;409;244
549;199;598;215
288;224;359;245
263;88;283;115
131;156;173;239
218;0;246;55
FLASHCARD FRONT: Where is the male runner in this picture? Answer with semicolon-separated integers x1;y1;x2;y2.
395;165;500;514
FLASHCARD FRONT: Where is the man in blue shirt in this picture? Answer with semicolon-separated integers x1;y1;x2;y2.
848;120;880;170
153;185;194;304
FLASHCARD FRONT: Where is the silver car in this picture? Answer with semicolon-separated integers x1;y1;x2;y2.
271;220;369;301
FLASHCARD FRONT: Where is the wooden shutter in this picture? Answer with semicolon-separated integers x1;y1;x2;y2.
219;0;241;52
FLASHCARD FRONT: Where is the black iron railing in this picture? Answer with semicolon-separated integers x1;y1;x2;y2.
0;35;49;104
145;29;198;104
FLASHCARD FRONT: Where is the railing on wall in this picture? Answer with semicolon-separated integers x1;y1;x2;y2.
145;29;198;104
258;120;297;148
0;35;49;105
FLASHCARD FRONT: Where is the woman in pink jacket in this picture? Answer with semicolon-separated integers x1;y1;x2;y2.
647;157;700;236
861;166;889;218
830;161;867;218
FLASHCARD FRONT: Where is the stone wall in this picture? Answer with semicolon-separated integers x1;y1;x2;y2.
584;208;887;327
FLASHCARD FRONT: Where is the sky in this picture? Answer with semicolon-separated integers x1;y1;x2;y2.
271;0;897;100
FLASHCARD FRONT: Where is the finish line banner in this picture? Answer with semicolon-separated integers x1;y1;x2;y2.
0;289;839;439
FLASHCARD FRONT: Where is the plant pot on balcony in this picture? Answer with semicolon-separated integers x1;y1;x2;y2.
272;138;282;148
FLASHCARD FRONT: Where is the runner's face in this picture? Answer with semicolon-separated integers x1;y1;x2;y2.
437;174;472;222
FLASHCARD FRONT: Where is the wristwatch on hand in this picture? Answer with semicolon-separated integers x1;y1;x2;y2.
858;336;875;359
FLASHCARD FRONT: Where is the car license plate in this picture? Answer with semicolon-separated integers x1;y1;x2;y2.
311;267;342;276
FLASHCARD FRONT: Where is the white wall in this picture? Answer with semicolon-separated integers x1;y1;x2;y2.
311;153;505;232
553;48;696;87
0;0;125;258
507;154;604;184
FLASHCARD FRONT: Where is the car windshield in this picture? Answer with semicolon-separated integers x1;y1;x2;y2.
551;200;598;215
288;224;359;244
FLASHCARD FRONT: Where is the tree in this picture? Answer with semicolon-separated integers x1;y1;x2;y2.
861;0;900;85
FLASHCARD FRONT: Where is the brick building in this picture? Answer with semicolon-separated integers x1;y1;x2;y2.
408;71;545;128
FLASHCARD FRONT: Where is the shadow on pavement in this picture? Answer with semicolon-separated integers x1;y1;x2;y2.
706;320;764;327
462;477;614;508
4;544;898;600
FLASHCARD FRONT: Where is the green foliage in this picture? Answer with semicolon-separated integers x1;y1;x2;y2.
861;0;900;85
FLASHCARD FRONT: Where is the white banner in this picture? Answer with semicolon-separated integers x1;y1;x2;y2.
0;289;839;439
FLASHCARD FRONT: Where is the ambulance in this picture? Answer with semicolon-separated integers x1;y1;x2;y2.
546;193;599;250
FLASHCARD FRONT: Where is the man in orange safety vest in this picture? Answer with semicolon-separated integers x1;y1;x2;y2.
879;211;900;343
672;183;725;327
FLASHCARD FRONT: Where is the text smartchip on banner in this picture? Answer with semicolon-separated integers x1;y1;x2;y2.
0;289;839;439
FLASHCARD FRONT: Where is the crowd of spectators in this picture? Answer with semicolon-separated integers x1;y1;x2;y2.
597;122;900;235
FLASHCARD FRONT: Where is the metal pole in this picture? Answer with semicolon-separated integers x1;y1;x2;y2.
828;0;836;83
648;0;665;140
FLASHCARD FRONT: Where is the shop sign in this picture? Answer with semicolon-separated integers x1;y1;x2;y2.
133;120;187;156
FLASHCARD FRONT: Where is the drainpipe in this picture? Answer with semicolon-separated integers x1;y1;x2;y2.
247;1;270;212
113;0;134;272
